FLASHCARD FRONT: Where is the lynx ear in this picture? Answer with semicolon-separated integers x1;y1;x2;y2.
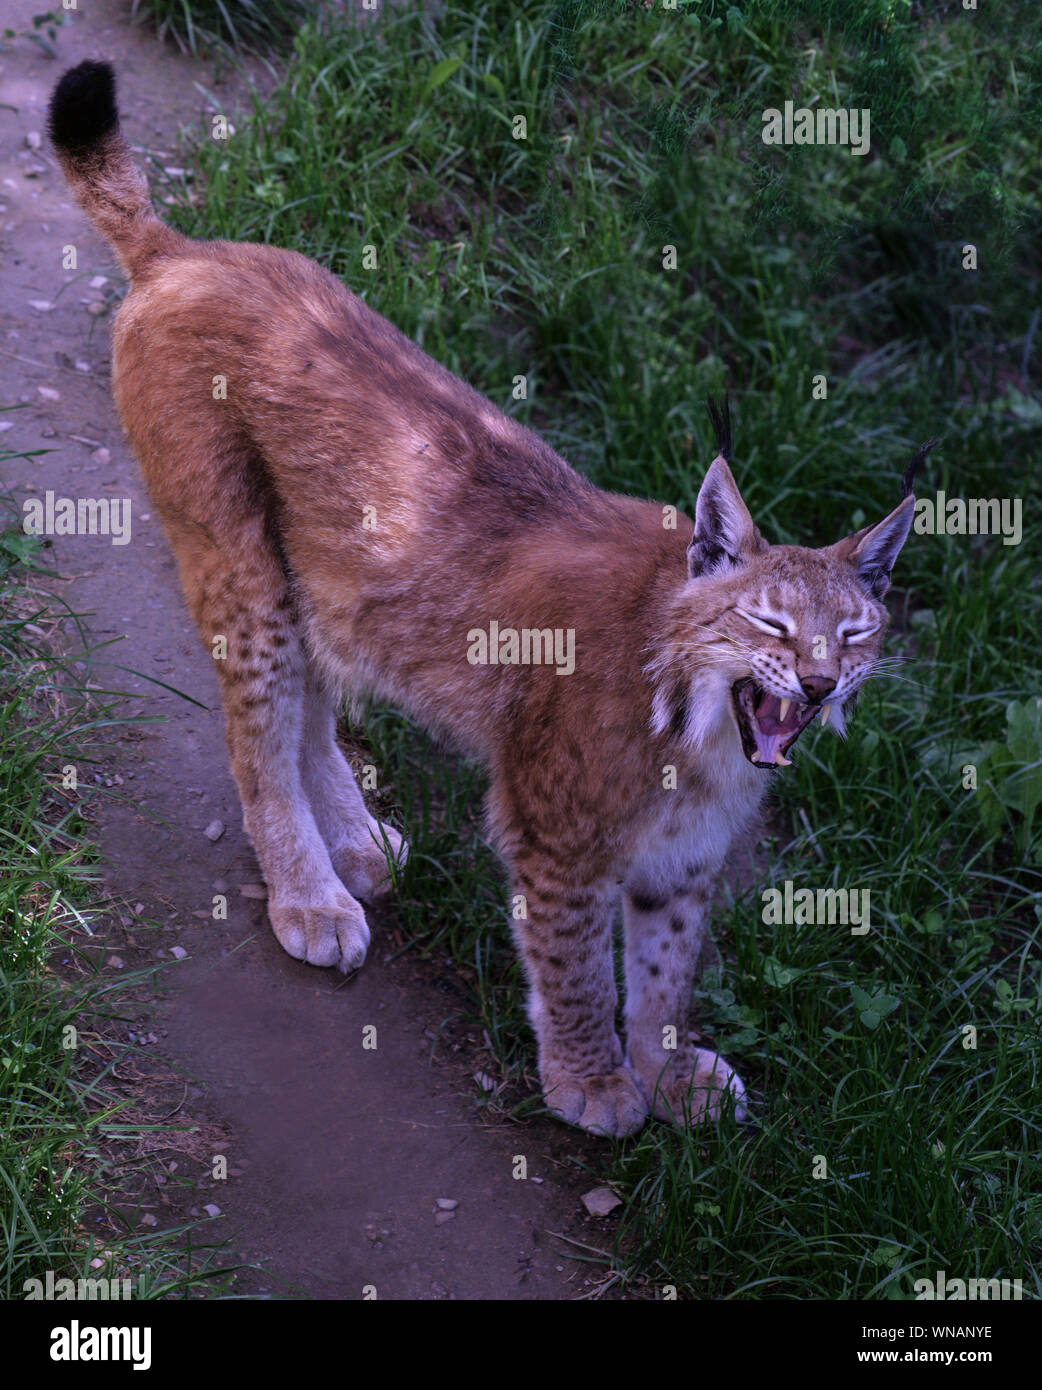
687;457;765;579
831;494;915;599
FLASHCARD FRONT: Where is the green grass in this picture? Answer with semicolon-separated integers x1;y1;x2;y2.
130;0;309;56
0;446;235;1299
161;0;1042;1296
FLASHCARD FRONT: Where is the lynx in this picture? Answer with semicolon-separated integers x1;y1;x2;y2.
49;62;933;1136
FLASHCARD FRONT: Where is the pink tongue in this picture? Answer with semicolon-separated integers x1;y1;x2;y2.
752;693;799;763
752;726;787;763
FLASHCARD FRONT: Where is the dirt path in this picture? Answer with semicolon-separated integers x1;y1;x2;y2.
0;0;608;1300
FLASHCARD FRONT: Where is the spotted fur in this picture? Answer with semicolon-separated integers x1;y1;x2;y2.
50;62;922;1136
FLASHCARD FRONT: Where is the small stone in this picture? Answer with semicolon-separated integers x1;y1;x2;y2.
434;1210;456;1225
473;1070;496;1092
134;903;145;915
89;275;108;289
86;302;107;317
581;1187;623;1217
75;360;90;372
41;426;55;438
107;956;125;969
37;386;60;402
140;1213;158;1227
203;818;224;842
203;1204;221;1218
26;131;42;150
170;946;187;960
435;1197;458;1211
89;1258;104;1269
29;300;53;312
90;446;111;466
239;883;268;899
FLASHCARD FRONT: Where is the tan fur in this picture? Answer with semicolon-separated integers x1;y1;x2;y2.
54;83;917;1135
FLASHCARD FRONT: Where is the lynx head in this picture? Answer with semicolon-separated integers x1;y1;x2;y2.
651;401;936;769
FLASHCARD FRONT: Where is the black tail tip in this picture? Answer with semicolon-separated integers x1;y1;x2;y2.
48;60;118;152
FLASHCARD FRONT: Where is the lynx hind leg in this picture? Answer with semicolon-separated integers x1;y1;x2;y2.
510;852;648;1138
162;512;370;974
622;874;749;1126
300;670;407;903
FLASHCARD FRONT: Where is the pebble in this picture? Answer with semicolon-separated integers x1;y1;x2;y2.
203;818;224;842
434;1210;456;1225
90;446;111;466
170;946;187;960
203;1204;221;1218
107;956;125;969
581;1187;623;1217
239;883;268;899
89;275;108;288
140;1213;158;1227
435;1197;458;1211
26;131;42;150
37;386;60;401
29;300;53;312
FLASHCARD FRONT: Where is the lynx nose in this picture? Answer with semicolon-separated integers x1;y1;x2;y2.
800;675;836;703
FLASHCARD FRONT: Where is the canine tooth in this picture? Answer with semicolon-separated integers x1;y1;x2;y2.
773;749;792;766
779;698;791;722
820;704;831;728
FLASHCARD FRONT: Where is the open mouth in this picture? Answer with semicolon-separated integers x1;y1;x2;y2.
731;677;829;768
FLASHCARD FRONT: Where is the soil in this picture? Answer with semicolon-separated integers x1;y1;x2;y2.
0;0;627;1300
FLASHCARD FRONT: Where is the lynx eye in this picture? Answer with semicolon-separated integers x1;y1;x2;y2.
838;621;879;645
735;606;792;638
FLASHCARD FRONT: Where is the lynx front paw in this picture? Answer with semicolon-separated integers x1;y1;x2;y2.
268;890;370;973
636;1045;749;1126
543;1064;649;1138
331;819;408;905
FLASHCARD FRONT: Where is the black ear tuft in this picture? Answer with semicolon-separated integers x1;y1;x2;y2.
49;61;118;153
900;437;939;500
705;394;733;463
